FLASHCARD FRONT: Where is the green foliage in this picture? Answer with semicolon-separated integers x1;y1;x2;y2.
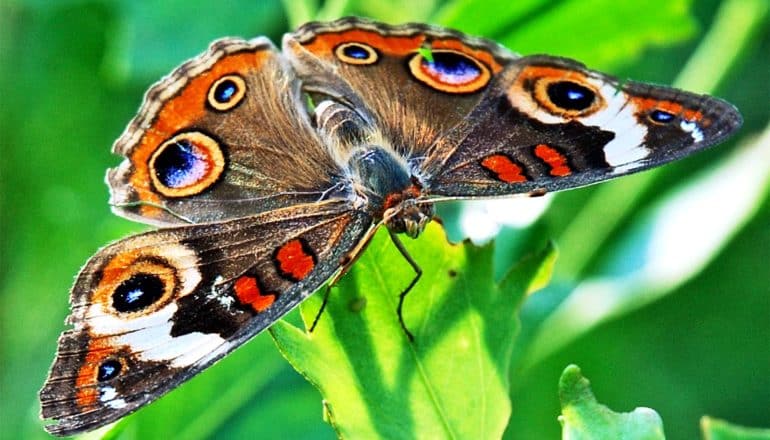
1;0;768;439
701;417;770;440
270;225;556;438
436;0;698;69
559;365;666;440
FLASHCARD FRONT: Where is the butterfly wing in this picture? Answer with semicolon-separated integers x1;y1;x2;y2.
40;202;372;435
284;17;518;159
108;37;342;226
422;55;742;196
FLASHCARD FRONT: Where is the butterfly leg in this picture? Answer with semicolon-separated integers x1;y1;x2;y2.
388;230;421;342
306;225;381;334
308;284;332;333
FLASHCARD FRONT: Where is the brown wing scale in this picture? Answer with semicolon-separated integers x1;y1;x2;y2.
108;38;342;226
284;17;518;160
423;55;742;196
40;202;372;435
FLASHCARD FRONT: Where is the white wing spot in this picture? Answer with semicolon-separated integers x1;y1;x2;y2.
100;386;127;409
680;120;704;143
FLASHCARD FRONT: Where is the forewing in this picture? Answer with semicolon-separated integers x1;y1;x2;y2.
424;55;742;196
40;202;372;435
284;17;518;159
108;37;342;226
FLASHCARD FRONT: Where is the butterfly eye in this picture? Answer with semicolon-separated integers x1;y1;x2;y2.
207;74;246;111
335;42;378;65
97;359;123;382
649;109;675;124
546;81;596;111
408;49;491;93
149;131;225;198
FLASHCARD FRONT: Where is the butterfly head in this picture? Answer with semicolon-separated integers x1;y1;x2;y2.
383;197;434;239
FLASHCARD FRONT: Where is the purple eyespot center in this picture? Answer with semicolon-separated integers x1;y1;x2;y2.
420;51;481;85
154;139;211;189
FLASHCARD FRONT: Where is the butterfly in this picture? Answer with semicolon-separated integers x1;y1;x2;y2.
40;17;741;435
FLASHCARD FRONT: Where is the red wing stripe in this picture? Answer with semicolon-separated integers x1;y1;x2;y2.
480;154;528;183
275;239;316;281
233;276;275;313
534;144;571;176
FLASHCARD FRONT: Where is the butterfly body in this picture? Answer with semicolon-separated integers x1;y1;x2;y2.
41;17;741;435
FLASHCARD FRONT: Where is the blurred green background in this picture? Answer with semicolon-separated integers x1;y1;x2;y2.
1;0;768;439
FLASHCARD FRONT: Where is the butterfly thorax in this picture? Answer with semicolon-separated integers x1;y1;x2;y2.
315;99;434;237
347;146;434;238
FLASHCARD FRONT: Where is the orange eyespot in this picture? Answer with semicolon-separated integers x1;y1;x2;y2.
207;74;247;111
93;240;201;317
630;97;704;123
335;42;379;65
408;49;491;93
96;358;124;382
102;259;178;315
149;131;225;198
649;109;676;124
532;76;601;117
508;66;606;119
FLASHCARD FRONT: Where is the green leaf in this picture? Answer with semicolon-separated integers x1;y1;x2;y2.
521;120;770;374
432;0;550;36
107;0;287;81
346;0;438;23
701;417;770;440
515;0;769;375
559;365;666;440
418;46;435;63
281;0;319;28
435;0;697;70
270;223;556;438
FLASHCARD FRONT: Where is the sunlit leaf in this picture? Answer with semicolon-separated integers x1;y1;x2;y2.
701;416;770;440
559;365;666;440
435;0;696;69
271;224;557;438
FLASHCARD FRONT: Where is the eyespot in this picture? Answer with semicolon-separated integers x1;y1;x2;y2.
97;359;123;382
207;74;246;111
149;131;225;198
335;42;378;65
91;241;200;322
649;109;675;124
112;273;167;313
545;81;596;111
527;73;603;118
99;254;178;315
106;257;178;315
408;49;490;93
